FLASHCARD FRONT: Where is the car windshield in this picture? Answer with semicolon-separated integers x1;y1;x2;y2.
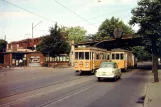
100;63;114;68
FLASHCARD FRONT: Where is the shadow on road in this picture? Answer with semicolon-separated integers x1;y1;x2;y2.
135;62;161;70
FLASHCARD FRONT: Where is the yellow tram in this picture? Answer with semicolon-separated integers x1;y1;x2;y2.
110;48;137;71
74;47;137;75
74;46;110;75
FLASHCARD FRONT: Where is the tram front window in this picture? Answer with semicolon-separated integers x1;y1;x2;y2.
85;52;89;60
79;52;84;60
75;52;78;60
116;54;119;60
120;54;124;60
112;54;115;60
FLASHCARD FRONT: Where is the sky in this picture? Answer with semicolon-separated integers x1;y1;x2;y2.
0;0;139;43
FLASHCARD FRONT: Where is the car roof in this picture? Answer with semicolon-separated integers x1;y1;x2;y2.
101;62;116;65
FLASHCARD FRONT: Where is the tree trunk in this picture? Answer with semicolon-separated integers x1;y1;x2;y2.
152;37;159;82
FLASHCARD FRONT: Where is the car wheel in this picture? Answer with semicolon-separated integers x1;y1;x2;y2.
118;75;121;79
97;77;101;82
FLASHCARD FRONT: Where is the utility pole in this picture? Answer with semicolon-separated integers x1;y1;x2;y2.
31;21;42;50
4;35;6;41
32;23;33;39
32;21;42;39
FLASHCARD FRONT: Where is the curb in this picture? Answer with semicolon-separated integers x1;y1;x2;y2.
143;71;153;107
144;84;150;107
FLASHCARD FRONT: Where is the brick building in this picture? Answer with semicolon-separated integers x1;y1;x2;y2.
0;37;72;67
0;37;45;67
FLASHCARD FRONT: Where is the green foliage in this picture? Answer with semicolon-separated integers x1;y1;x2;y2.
37;23;71;56
130;0;161;57
0;39;7;52
97;17;134;39
65;26;87;43
124;46;152;61
129;0;161;38
130;0;161;82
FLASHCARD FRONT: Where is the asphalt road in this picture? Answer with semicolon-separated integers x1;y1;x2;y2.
0;63;151;107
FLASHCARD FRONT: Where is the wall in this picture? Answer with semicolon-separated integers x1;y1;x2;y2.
26;52;44;67
4;53;12;67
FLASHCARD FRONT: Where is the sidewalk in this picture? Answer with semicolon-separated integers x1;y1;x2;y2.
144;71;161;107
1;66;74;70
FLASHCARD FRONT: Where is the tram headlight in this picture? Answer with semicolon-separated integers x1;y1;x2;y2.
75;62;78;67
85;62;89;67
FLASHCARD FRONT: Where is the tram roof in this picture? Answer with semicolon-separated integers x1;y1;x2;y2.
75;37;144;50
111;48;132;53
75;46;109;52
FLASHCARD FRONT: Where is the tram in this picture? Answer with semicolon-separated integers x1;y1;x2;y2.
74;47;137;75
74;46;110;75
110;48;137;71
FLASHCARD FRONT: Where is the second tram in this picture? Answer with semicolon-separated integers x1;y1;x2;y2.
110;48;137;71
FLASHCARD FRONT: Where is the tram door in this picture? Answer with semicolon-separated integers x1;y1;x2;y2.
91;52;95;71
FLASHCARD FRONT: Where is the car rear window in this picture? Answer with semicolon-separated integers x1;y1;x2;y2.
100;63;114;68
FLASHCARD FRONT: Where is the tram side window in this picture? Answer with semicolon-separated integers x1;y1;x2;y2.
85;52;89;60
79;52;84;59
96;53;99;60
107;54;110;60
120;54;124;60
112;54;115;60
116;54;119;60
75;52;78;60
100;53;103;60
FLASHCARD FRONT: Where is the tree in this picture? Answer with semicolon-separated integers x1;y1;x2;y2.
124;46;152;61
0;39;7;52
97;17;134;40
37;23;71;57
65;26;87;43
85;34;98;41
130;0;161;82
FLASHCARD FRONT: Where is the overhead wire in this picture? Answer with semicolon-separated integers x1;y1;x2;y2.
52;0;98;28
86;8;133;20
2;0;134;30
1;0;63;26
52;0;134;27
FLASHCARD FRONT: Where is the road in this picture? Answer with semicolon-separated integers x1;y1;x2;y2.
0;63;151;107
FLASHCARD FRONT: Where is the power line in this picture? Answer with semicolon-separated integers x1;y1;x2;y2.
52;0;98;28
86;8;133;21
2;0;63;26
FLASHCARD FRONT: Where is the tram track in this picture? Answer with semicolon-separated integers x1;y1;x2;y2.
41;83;97;107
0;69;72;86
0;76;95;107
0;69;137;100
0;74;91;99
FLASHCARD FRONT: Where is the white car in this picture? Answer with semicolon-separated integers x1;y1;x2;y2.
96;62;121;81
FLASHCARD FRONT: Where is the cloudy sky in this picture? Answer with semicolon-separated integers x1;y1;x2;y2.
0;0;139;42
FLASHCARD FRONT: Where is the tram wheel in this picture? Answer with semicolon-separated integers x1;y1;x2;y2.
75;71;82;76
91;69;96;75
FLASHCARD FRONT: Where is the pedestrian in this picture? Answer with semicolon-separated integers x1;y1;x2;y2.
19;59;23;67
